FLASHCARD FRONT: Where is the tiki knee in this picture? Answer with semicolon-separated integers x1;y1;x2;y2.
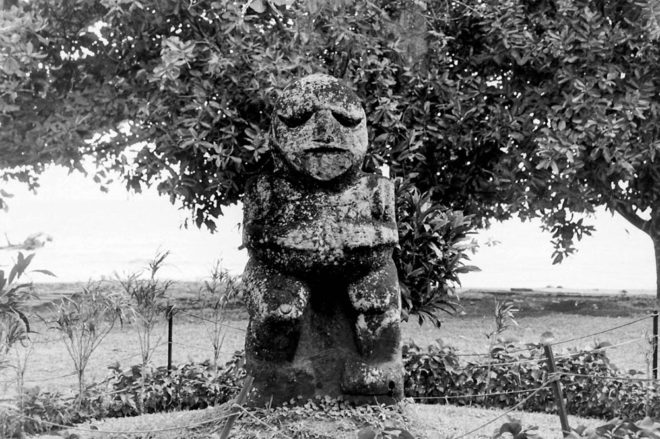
353;308;401;359
347;259;399;313
243;259;310;362
246;315;303;362
244;259;309;321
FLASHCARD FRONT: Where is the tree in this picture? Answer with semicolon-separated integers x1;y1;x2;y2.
1;0;488;324
3;0;660;319
456;0;660;278
455;0;660;369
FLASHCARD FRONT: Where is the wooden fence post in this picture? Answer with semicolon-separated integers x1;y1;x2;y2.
166;305;174;373
542;338;571;437
653;310;658;380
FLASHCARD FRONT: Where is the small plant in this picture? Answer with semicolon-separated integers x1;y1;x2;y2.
487;300;519;346
119;250;172;413
47;281;127;407
0;408;23;438
198;260;239;370
8;335;33;415
495;416;660;439
483;300;519;399
0;318;28;372
4;386;96;435
0;252;51;333
357;425;415;439
0;252;52;436
494;417;541;439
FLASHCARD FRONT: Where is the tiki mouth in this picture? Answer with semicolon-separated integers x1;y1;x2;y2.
305;145;348;154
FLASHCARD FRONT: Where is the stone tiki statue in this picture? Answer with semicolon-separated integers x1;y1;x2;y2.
242;74;403;406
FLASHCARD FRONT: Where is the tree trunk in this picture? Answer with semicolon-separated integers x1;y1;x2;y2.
655;236;660;300
387;0;429;70
615;203;660;378
651;208;660;378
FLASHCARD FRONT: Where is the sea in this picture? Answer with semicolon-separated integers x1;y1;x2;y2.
0;166;655;295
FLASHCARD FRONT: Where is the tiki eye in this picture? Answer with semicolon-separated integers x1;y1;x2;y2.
332;111;362;128
278;111;314;128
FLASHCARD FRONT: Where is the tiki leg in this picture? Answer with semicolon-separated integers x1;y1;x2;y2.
244;258;310;362
342;257;403;397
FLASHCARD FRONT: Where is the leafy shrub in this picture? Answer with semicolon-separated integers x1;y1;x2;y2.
403;340;660;421
0;408;22;438
3;340;656;435
394;181;479;326
0;252;44;367
9;386;93;435
101;352;245;418
0;353;245;435
498;416;660;439
0;252;53;436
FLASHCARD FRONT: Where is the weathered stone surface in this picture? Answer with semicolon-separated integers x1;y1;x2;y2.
241;73;403;406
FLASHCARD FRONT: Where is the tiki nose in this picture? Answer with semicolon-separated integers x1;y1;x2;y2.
313;110;336;143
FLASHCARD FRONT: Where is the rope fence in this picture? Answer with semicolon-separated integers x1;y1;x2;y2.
1;309;655;389
0;341;169;386
1;310;659;437
410;386;544;401
454;380;554;439
177;310;247;333
455;313;655;358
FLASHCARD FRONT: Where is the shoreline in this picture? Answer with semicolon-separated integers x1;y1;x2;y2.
28;282;656;299
459;287;656;299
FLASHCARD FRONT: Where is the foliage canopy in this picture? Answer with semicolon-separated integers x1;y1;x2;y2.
3;0;660;313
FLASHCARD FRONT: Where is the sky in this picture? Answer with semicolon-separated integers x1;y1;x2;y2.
0;166;655;294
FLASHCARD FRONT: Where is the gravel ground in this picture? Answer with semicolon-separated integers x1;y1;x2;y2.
29;400;603;439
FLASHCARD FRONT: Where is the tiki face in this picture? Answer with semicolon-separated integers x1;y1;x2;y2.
272;74;368;182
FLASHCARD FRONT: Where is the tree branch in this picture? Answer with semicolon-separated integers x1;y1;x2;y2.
613;203;651;235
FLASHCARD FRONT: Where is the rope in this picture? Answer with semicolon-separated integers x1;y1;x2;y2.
488;336;646;368
411;337;648;403
0;371;77;385
453;381;552;439
169;340;238;356
0;342;166;387
446;336;644;371
455;315;653;358
551;314;653;346
411;387;545;401
178;311;247;333
7;405;236;435
557;372;660;383
234;403;295;439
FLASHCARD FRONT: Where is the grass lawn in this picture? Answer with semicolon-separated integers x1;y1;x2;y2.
3;283;656;438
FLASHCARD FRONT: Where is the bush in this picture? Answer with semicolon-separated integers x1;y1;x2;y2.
3;341;655;435
101;352;245;418
11;386;93;435
0;352;245;434
394;181;479;326
403;340;659;421
0;408;22;438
